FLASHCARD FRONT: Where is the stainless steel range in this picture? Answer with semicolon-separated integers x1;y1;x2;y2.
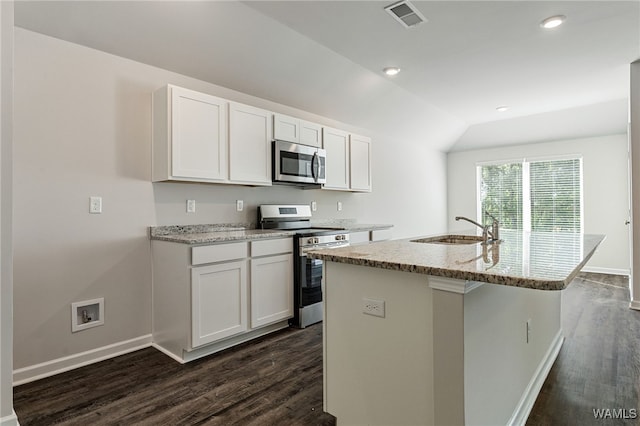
259;204;349;328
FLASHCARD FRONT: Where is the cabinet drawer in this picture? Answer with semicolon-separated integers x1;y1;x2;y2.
251;238;293;257
192;242;248;265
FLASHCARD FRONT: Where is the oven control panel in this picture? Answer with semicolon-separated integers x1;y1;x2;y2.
300;233;349;248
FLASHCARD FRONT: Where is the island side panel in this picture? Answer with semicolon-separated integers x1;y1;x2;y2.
463;283;562;425
432;289;465;426
323;261;435;426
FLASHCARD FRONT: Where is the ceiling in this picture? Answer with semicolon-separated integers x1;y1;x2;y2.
13;1;640;152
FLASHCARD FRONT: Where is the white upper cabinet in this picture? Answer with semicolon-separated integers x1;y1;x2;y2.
273;113;300;143
229;102;272;186
153;85;371;190
299;120;322;147
153;85;228;182
349;134;372;192
323;127;350;190
273;114;322;148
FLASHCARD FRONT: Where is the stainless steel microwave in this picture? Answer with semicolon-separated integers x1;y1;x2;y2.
273;140;326;185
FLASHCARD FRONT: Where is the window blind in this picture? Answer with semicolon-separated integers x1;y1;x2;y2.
529;158;582;232
478;157;582;233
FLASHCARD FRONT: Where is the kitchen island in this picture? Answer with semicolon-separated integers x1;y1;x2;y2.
309;230;604;426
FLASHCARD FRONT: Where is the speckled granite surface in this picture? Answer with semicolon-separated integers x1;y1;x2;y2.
311;219;393;232
150;224;252;236
149;222;393;244
308;230;605;291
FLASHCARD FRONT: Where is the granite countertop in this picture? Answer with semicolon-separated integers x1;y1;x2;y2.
149;222;393;245
308;229;605;290
309;219;393;232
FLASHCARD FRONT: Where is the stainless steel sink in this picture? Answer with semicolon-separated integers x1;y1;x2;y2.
410;235;485;245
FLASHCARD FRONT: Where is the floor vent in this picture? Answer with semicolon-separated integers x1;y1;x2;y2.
384;0;426;28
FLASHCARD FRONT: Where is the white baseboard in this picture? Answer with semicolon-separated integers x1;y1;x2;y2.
0;411;19;426
630;300;640;311
151;343;186;364
507;330;564;426
13;334;152;386
581;266;630;276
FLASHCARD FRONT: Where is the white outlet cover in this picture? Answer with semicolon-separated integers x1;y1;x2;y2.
311;201;317;211
186;199;196;213
363;298;385;318
337;201;343;211
89;196;102;214
236;200;244;212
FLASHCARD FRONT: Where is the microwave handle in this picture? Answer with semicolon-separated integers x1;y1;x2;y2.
311;152;319;182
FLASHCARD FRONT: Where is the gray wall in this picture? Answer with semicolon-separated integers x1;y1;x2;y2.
447;134;630;274
13;28;449;372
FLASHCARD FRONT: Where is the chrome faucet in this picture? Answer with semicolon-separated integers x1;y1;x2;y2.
485;212;500;242
455;214;500;244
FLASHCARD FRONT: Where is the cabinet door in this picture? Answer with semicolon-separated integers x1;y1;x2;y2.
273;113;300;143
170;86;228;181
250;254;293;328
299;120;322;147
349;134;372;192
229;102;272;185
191;260;247;347
323;127;350;190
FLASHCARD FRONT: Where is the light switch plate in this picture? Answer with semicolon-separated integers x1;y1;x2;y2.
311;201;317;211
236;200;244;212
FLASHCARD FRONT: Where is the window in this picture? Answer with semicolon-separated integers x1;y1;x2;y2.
478;157;583;233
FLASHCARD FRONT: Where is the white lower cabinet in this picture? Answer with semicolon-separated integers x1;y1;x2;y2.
251;253;293;328
151;237;293;363
191;260;248;347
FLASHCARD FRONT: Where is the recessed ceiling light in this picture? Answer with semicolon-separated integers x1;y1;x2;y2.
383;67;401;76
540;15;566;29
496;106;509;112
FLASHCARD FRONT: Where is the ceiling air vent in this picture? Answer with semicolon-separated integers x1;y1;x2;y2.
385;0;426;28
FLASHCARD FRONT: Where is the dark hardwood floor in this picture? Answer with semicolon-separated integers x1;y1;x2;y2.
14;273;640;425
14;324;336;425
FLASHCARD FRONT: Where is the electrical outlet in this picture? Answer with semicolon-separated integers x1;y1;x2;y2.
89;196;102;214
311;201;317;211
186;199;196;213
337;201;343;211
363;298;385;318
236;200;244;212
526;319;532;343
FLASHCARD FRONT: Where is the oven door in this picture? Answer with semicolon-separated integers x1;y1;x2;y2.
273;140;326;184
298;241;349;298
299;255;324;307
293;241;349;328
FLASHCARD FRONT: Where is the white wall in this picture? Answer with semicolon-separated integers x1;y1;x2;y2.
630;61;640;309
12;28;449;377
447;134;630;275
1;2;17;424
